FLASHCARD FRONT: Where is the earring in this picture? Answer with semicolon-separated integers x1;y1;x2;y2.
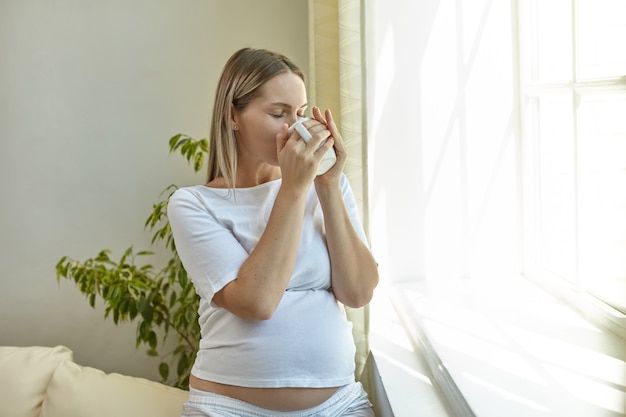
233;124;238;130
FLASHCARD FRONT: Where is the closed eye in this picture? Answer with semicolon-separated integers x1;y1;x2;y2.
270;113;306;119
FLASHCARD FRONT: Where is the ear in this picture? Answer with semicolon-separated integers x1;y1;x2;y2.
231;105;240;131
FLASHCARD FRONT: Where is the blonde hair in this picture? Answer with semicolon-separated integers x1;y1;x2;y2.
207;48;305;188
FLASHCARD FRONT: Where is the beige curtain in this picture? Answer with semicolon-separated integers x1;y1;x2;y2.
308;0;370;380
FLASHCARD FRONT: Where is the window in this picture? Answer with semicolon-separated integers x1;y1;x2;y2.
366;1;626;415
519;0;626;313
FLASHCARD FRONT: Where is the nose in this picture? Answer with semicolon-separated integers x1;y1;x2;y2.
286;114;300;127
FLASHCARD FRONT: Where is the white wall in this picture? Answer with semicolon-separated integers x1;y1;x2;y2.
0;0;308;381
366;0;520;286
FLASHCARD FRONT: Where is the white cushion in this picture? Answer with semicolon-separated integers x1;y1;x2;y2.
41;359;188;417
0;345;74;417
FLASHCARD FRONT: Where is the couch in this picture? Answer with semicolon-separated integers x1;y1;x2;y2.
0;345;188;417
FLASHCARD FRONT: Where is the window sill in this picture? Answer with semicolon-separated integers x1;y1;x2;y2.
368;276;626;417
365;285;450;417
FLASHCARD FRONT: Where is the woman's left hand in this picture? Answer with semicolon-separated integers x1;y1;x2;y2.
311;107;345;186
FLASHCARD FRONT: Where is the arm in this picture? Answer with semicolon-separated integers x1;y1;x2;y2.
316;183;379;307
212;185;306;320
213;123;334;320
168;185;309;322
313;107;379;307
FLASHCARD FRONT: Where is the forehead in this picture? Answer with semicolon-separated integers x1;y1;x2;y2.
257;72;307;104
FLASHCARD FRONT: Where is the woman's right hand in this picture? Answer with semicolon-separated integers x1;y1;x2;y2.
276;119;335;192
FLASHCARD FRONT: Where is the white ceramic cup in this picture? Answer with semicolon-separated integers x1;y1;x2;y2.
288;117;337;175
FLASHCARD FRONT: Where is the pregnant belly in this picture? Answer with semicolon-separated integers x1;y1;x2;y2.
189;375;341;411
197;289;356;386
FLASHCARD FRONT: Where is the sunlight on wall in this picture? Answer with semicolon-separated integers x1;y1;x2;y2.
367;0;519;285
368;27;396;283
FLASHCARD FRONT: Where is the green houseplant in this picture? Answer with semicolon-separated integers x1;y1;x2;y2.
56;134;208;389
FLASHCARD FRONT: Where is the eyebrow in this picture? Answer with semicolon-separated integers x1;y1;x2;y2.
270;102;308;109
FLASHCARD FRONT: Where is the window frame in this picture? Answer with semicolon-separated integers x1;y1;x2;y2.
518;0;626;321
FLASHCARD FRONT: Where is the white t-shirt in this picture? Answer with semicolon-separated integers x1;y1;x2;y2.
167;174;370;388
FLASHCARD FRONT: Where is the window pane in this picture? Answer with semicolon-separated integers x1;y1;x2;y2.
579;92;626;311
535;0;573;82
577;0;626;80
538;93;577;282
